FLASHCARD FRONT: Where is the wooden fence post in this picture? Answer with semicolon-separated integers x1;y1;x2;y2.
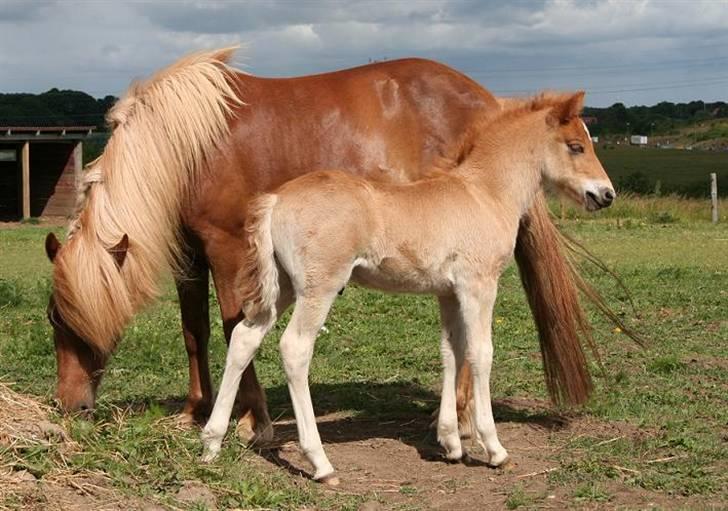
710;173;718;224
21;141;30;220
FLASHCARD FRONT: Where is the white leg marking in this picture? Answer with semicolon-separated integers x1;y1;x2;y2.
437;295;464;460
201;320;270;461
457;282;509;467
280;296;338;481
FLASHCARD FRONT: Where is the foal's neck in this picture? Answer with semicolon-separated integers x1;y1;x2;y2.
453;110;549;219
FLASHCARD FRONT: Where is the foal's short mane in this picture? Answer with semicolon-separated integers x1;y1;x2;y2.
432;92;577;174
54;47;243;354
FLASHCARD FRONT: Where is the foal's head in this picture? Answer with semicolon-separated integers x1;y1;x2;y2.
539;92;615;210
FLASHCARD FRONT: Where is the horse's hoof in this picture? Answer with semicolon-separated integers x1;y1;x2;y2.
236;420;274;447
255;422;274;445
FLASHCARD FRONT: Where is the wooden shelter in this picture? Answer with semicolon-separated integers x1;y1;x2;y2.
0;126;94;220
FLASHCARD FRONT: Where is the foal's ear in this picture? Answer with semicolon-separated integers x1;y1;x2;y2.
45;233;61;263
109;234;129;268
547;91;585;126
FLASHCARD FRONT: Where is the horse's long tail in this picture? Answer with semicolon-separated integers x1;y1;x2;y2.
514;193;594;406
238;194;280;323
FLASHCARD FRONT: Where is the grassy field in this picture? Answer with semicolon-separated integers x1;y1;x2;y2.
0;206;726;509
595;145;728;197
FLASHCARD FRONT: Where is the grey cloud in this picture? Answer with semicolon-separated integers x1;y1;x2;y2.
0;0;56;22
0;0;726;107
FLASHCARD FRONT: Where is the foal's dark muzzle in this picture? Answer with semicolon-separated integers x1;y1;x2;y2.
585;187;616;210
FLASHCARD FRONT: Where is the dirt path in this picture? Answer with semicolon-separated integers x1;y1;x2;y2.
254;398;709;510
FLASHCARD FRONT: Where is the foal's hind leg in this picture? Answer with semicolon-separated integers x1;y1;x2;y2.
279;293;339;484
457;281;509;467
437;295;466;460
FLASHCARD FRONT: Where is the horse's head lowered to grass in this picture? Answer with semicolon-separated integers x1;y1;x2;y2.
45;231;130;412
42;47;242;413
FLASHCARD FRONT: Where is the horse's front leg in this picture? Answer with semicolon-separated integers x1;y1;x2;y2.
176;240;213;423
457;280;509;467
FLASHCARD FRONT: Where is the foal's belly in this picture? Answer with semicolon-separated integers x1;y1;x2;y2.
350;256;454;295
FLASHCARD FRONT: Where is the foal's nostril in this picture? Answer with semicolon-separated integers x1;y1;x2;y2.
604;190;615;201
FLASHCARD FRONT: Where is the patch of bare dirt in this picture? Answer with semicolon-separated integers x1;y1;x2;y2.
248;397;715;510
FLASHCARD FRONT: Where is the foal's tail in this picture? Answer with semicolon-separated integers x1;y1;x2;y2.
238;194;280;323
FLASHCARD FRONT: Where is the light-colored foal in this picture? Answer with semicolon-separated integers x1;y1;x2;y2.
201;91;615;483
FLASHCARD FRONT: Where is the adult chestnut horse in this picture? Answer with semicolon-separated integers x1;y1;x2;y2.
45;48;596;442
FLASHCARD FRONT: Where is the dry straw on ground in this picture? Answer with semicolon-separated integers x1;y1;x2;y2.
0;382;145;511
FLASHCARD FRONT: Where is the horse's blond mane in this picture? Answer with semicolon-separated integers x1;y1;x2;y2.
54;47;242;354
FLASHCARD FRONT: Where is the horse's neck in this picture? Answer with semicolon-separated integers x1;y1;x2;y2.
454;113;546;219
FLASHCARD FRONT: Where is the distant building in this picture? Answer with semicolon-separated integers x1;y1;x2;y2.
630;135;648;146
0;126;94;220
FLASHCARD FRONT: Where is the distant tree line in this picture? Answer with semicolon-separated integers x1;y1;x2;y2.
2;88;726;145
0;89;116;129
583;100;728;137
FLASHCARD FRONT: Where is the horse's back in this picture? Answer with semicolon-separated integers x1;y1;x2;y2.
222;59;499;191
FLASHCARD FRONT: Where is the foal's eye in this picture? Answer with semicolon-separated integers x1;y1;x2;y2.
568;142;584;154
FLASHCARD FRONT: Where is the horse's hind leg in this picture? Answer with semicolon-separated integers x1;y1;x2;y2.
457;280;509;467
280;293;339;484
437;295;466;460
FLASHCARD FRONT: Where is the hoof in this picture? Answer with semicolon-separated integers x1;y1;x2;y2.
488;449;510;468
317;474;340;486
236;419;274;447
200;449;218;463
445;446;464;462
236;408;274;447
200;428;222;463
175;412;197;427
200;442;220;463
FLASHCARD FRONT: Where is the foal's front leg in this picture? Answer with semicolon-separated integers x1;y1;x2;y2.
457;281;509;467
201;320;271;461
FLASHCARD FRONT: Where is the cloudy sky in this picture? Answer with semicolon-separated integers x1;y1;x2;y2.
1;0;727;107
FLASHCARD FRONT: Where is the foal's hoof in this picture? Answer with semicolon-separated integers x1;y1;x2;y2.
317;474;340;487
200;429;222;463
200;443;221;463
487;449;510;468
444;447;464;462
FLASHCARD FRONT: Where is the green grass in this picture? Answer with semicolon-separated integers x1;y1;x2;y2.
0;206;726;508
595;145;728;197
